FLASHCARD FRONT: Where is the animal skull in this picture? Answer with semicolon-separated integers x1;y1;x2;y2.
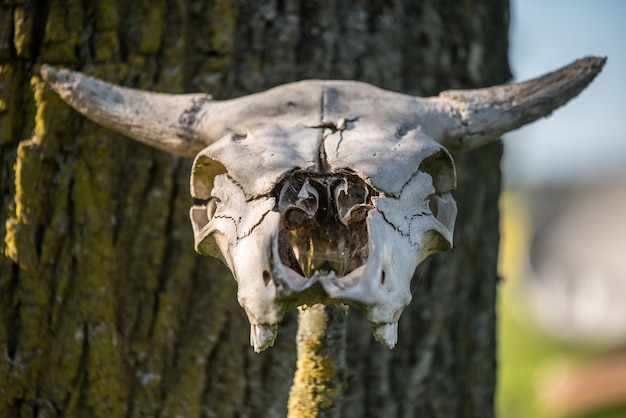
41;57;605;351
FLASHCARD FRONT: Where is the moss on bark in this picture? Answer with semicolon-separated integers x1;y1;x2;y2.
0;1;509;416
288;305;346;418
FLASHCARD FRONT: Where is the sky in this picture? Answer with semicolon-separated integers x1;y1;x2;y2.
502;0;626;187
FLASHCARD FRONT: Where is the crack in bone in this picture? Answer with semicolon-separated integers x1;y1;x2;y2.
239;209;272;239
376;208;411;239
334;129;344;158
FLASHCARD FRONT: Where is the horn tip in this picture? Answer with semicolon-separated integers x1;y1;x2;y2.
582;55;607;66
40;64;71;90
575;55;607;78
433;55;608;151
40;64;57;82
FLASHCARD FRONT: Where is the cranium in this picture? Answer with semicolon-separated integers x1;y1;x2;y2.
41;56;604;351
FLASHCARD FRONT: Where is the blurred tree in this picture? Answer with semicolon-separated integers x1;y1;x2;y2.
0;1;509;416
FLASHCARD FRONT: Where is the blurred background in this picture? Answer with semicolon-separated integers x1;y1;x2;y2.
498;1;626;417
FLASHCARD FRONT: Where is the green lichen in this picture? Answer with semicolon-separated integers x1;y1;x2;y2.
32;76;47;140
4;140;40;263
68;144;128;418
38;0;83;64
93;30;120;63
160;270;236;418
287;306;344;418
1;140;55;414
288;347;340;417
12;7;32;59
0;64;25;146
30;73;74;158
91;0;120;63
94;0;119;31
138;0;164;55
1;61;94;414
40;251;82;412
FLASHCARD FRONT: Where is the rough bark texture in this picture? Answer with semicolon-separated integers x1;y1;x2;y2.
0;1;510;417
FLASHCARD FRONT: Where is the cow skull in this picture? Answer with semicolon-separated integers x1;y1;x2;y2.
41;57;605;351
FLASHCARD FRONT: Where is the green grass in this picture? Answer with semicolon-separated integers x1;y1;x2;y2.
496;279;626;418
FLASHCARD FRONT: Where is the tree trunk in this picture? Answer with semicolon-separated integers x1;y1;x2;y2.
0;1;510;417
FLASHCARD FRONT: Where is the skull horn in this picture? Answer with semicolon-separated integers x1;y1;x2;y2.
40;65;322;157
41;56;605;157
430;56;606;151
40;65;217;157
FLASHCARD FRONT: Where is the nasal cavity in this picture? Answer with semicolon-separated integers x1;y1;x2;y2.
274;170;373;279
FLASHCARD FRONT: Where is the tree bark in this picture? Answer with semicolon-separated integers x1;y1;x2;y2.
0;1;510;417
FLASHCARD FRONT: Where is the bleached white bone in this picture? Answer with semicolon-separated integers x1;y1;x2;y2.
250;323;278;353
41;57;605;351
372;322;399;349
